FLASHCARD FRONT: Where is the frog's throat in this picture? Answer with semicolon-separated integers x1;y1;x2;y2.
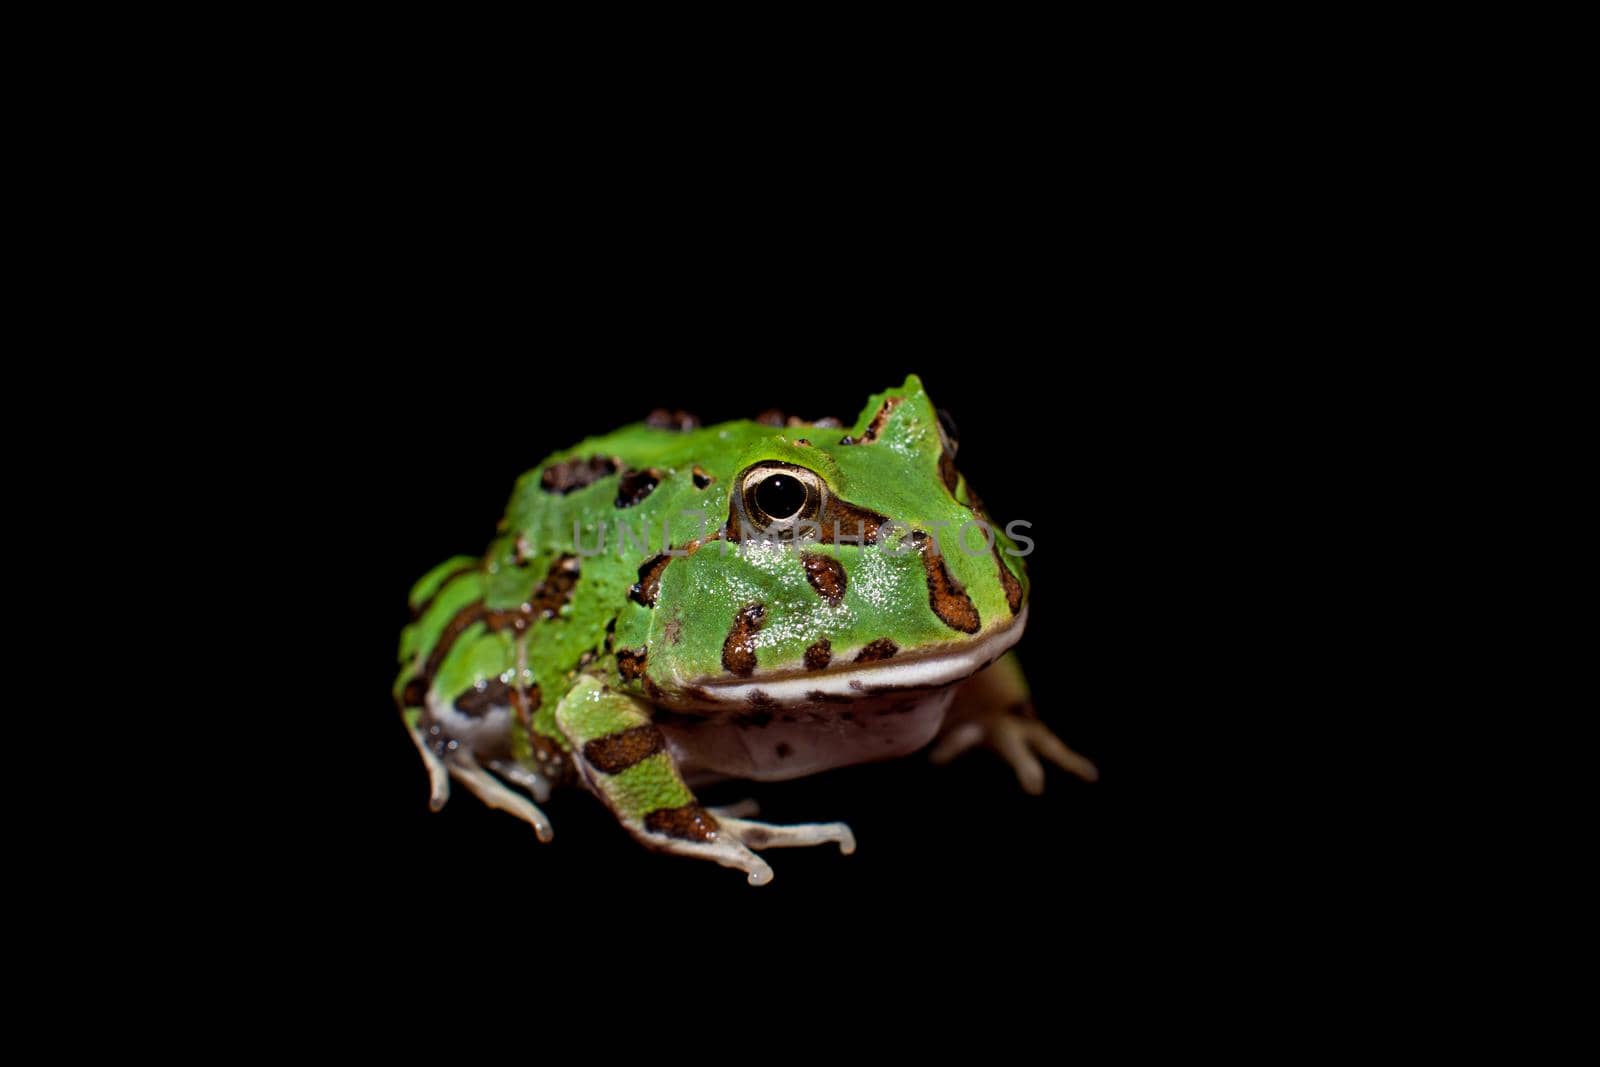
679;604;1027;709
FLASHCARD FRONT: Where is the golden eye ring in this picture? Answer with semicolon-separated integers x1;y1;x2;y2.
739;463;823;531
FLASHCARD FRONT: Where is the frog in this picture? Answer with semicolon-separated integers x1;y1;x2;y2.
394;374;1096;885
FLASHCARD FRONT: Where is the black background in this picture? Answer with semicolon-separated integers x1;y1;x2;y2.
288;327;1226;963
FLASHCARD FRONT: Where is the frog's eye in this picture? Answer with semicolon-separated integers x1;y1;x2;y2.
740;463;823;529
756;474;807;519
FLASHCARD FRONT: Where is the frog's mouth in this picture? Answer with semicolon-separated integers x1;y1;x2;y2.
664;605;1028;712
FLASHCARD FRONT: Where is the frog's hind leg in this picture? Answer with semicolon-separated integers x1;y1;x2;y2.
931;652;1099;793
445;751;554;843
403;712;452;811
554;676;854;886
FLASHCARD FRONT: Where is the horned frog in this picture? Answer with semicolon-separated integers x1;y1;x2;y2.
395;374;1095;884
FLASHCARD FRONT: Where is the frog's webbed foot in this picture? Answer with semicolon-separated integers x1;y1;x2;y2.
931;709;1098;793
445;751;555;843
555;677;855;886
932;652;1098;794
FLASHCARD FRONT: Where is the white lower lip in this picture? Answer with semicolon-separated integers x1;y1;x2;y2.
683;604;1028;706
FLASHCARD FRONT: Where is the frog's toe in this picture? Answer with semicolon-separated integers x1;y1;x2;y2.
446;753;555;843
718;816;857;856
406;721;452;811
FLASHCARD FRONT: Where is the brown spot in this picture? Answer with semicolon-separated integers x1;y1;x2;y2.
817;493;889;546
524;554;580;620
804;638;833;671
455;678;513;718
626;530;726;607
419;603;493;681
855;638;900;663
400;677;428;707
747;690;779;720
842;396;903;445
540;456;618;494
663;618;682;644
615;468;662;508
582;725;666;774
617;647;648;683
939;450;960;495
802;553;847;606
410;562;478;619
806;689;855;705
795;438;811;446
721;603;766;677
995;546;1024;615
692;466;713;489
921;541;981;634
775;742;793;759
645;804;719;841
577;650;596;667
755;409;787;426
630;553;670;607
646;409;700;432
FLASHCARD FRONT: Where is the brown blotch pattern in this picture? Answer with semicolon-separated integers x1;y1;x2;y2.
582;725;666;774
817;494;889;546
646;408;700;432
804;638;833;671
630;553;670;607
807;689;855;705
408;556;580;696
721;603;767;677
920;540;981;634
455;678;513;718
842;396;904;445
692;466;713;489
855;638;900;663
802;552;847;606
617;647;648;683
525;555;580;619
627;531;726;607
939;450;961;496
401;677;428;707
615;468;662;508
540;455;618;494
645;804;719;842
995;546;1024;615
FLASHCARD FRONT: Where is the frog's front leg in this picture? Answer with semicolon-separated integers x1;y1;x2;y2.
554;676;855;886
400;704;554;841
931;652;1099;793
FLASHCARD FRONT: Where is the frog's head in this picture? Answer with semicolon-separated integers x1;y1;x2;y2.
618;374;1030;749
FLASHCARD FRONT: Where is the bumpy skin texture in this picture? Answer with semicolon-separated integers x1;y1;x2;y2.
393;375;1071;880
395;374;1027;761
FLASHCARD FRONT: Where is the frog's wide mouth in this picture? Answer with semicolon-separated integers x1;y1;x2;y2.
667;605;1028;710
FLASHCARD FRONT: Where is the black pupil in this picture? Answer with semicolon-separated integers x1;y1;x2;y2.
755;474;806;519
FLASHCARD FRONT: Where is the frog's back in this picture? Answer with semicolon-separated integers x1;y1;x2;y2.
393;413;781;760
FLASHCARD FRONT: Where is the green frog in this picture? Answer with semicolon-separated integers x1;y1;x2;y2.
395;374;1095;884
